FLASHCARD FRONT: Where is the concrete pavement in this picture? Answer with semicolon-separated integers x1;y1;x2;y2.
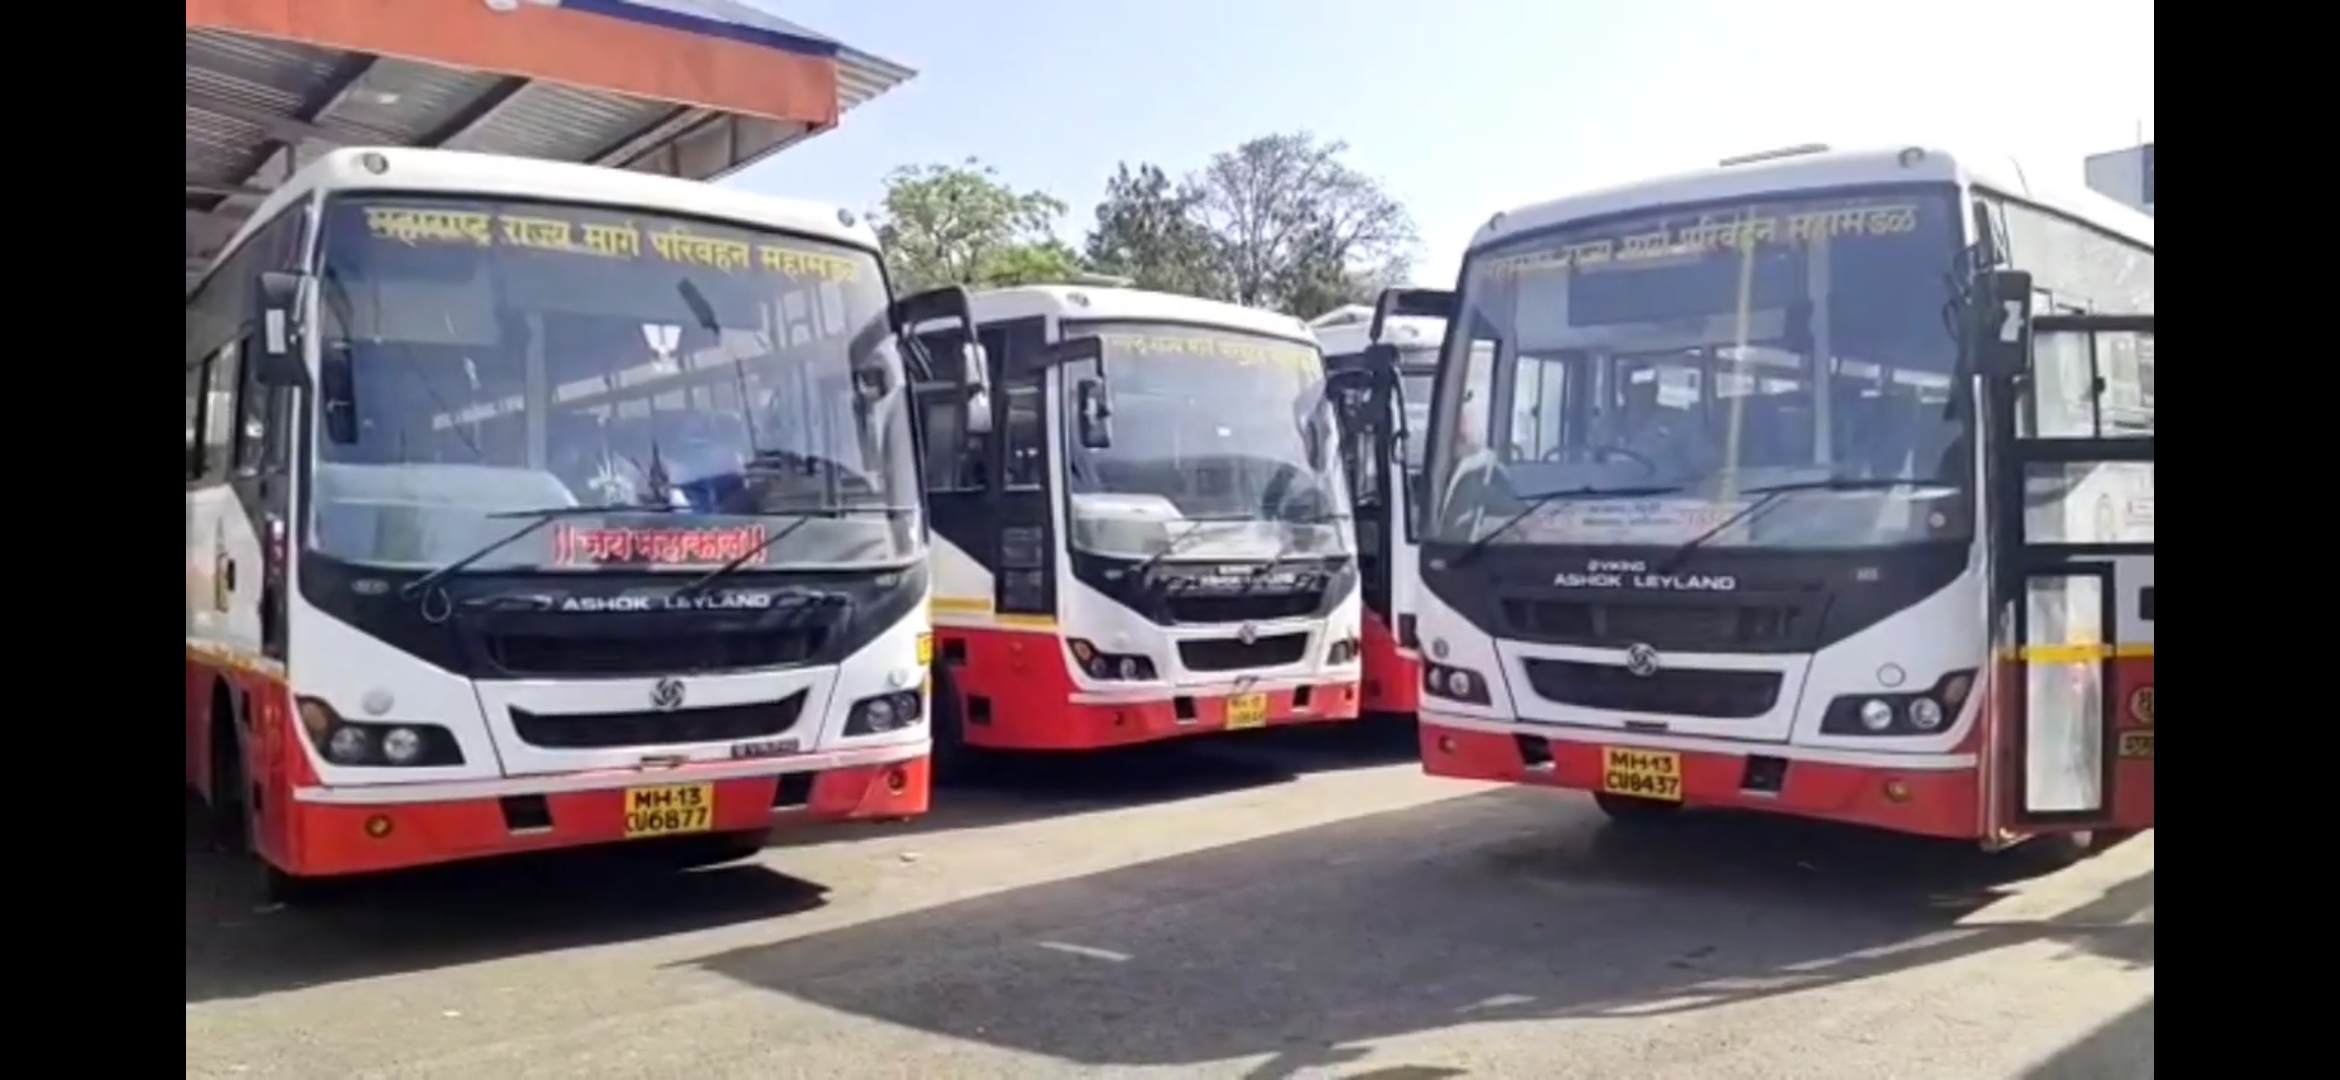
185;724;2152;1078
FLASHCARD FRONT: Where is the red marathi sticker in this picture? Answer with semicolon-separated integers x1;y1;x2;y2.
553;524;768;567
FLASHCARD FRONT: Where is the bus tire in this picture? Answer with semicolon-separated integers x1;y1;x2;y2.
930;663;979;783
1592;792;1685;823
207;683;249;854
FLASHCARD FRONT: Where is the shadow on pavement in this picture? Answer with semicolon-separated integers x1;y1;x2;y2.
185;808;827;1005
694;789;2153;1078
784;714;1421;848
184;718;1417;1006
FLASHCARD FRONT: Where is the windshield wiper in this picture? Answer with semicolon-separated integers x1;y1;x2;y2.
1249;510;1352;586
1657;477;1934;572
670;504;919;601
399;504;681;601
1131;513;1263;577
1451;485;1688;567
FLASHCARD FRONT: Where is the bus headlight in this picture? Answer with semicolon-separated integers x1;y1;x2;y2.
1068;639;1157;681
844;691;925;736
296;696;464;767
1423;663;1492;705
1820;671;1974;737
326;725;373;764
380;726;427;765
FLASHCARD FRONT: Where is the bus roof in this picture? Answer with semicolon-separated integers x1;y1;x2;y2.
1471;144;2155;255
1309;311;1446;358
204;146;878;281
971;286;1319;346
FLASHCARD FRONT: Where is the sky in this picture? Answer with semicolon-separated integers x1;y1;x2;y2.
730;0;2155;286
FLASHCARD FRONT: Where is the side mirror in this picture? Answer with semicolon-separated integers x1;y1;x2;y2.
319;342;359;445
1370;288;1457;339
252;271;309;387
957;341;995;434
1975;268;2036;379
1075;377;1113;449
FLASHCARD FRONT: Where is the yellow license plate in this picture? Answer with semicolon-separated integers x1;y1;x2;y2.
1599;747;1683;802
1226;693;1270;730
622;783;715;839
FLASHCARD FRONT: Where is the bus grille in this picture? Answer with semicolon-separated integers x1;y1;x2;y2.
1178;633;1310;672
1164;591;1325;624
509;691;807;750
481;627;826;678
1521;659;1780;719
1499;599;1804;652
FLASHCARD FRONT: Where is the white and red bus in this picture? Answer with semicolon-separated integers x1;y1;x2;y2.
1395;144;2153;850
186;147;978;899
908;286;1366;758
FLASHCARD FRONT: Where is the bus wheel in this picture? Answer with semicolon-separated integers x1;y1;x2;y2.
2014;828;2136;871
930;664;981;783
1592;792;1685;823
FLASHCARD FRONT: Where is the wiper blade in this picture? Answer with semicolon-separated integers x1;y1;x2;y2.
1249;510;1351;584
671;504;918;600
1451;485;1687;566
1657;477;1932;571
399;504;680;602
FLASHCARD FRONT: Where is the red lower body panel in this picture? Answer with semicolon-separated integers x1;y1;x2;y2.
1420;721;1984;840
1359;610;1420;715
277;759;928;877
940;625;1361;751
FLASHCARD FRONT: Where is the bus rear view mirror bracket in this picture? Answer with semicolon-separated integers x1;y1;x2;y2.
251;270;309;388
1040;335;1105;375
1974;268;2036;380
319;341;359;445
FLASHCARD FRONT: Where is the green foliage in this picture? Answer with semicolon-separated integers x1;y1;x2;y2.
1082;132;1418;319
870;158;1080;291
870;135;1420;320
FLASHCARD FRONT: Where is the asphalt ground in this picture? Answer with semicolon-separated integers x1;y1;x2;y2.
186;718;2153;1079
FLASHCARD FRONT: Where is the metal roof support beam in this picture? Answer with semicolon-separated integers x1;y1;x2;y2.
184;90;364;149
417;76;530;149
187;179;272;200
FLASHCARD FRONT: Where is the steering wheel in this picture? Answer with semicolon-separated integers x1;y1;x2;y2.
1540;444;1659;471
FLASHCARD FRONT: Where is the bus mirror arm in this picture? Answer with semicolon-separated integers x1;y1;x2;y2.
251;270;309;388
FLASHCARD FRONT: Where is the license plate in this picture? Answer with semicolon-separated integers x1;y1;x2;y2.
622;783;715;839
2117;731;2154;759
1599;747;1683;801
1226;693;1270;730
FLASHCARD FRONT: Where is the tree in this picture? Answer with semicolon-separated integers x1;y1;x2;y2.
1082;163;1224;299
1191;132;1418;319
870;158;1080;292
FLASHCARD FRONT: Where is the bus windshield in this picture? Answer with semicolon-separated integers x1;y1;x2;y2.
1062;321;1353;562
1424;187;1970;550
307;196;920;574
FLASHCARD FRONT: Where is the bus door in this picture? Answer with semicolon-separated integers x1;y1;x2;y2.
1369;289;1459;656
1979;274;2154;838
1329;354;1398;631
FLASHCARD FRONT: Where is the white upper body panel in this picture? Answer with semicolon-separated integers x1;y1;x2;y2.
1470;145;2154;255
971;286;1320;345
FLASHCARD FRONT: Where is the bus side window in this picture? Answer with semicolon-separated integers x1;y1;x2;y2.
185;358;212;481
203;343;243;480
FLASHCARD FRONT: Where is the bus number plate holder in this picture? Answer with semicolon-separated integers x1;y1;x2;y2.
1600;747;1683;802
623;783;715;839
1226;693;1270;731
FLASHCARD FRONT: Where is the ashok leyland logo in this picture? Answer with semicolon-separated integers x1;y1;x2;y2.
649;677;687;712
1624;643;1662;678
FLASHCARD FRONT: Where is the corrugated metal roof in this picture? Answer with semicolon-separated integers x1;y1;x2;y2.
184;6;918;284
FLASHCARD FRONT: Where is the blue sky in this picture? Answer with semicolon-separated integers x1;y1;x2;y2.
731;0;2154;285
